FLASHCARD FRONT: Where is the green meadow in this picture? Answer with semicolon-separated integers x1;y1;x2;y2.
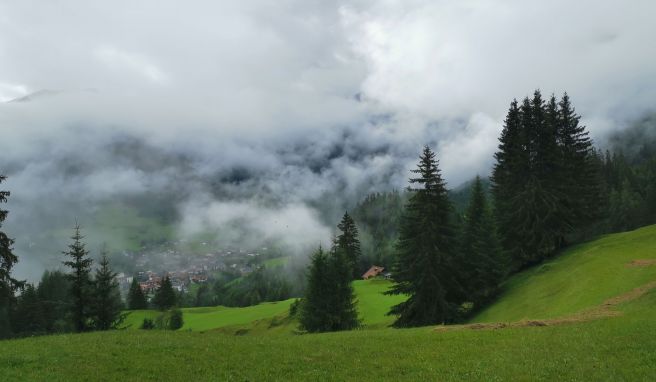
122;278;403;333
2;225;656;380
473;224;656;322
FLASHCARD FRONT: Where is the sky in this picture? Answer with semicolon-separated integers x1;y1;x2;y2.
1;0;655;279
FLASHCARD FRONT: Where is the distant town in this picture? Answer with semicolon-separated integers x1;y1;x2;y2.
114;242;276;297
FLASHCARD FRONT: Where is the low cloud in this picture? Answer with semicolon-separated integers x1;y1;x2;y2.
178;196;332;255
1;0;655;280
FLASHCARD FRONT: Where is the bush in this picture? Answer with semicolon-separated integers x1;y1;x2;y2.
289;298;301;317
140;318;155;330
152;309;184;330
168;309;184;330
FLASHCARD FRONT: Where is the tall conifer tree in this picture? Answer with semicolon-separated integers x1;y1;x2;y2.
299;238;360;333
336;211;362;279
62;224;93;332
12;283;46;335
386;146;464;327
128;278;148;310
459;176;506;307
152;275;176;310
299;247;332;332
492;91;598;270
327;245;359;331
0;175;23;338
91;249;125;330
557;93;599;230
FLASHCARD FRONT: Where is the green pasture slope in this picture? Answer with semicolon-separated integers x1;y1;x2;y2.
122;301;295;332
2;225;656;380
122;278;402;332
473;224;656;323
262;255;291;268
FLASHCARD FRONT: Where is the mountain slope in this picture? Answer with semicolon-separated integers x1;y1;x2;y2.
473;224;656;322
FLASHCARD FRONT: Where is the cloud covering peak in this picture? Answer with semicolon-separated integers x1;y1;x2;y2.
1;0;655;279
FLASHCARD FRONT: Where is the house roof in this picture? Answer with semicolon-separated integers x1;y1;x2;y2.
362;265;385;279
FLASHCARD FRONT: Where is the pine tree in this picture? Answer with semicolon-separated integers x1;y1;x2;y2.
557;93;600;230
336;211;362;279
327;245;359;331
297;244;359;332
36;270;72;333
152;275;176;310
0;175;23;338
459;176;506;307
91;249;125;330
491;99;525;268
492;91;596;269
386;146;465;327
62;224;93;332
299;247;332;332
12;283;46;335
128;278;148;310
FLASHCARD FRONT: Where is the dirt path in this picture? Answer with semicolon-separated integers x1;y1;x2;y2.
433;279;656;332
626;259;656;267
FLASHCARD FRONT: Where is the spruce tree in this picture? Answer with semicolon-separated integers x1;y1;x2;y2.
327;245;359;331
36;270;72;333
12;283;46;335
299;247;332;332
152;275;176;310
336;211;362;279
91;250;125;330
514;92;564;264
0;175;23;338
128;278;148;310
386;146;465;327
62;224;93;332
491;99;525;268
459;176;506;307
557;93;600;230
492;91;596;269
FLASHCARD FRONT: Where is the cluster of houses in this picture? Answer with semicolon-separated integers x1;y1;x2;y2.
116;246;268;295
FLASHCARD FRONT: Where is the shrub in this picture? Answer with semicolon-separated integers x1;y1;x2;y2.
141;318;155;330
289;298;301;317
168;308;184;330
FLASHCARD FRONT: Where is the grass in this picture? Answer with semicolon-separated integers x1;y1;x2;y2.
353;279;405;327
263;255;291;268
2;290;655;381
122;278;401;332
2;225;656;380
473;224;656;322
122;302;295;332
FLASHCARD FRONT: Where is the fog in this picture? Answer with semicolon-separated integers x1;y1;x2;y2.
1;1;655;280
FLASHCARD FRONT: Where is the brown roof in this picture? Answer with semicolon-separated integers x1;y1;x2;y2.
362;265;385;280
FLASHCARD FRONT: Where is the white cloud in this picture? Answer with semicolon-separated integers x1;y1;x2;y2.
1;0;655;279
0;82;29;102
178;196;332;254
94;46;169;84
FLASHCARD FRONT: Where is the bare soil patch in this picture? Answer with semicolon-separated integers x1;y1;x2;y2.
626;259;656;267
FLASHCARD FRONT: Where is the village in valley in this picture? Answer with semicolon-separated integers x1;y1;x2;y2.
114;241;272;298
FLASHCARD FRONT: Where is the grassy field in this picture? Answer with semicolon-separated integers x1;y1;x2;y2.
2;225;656;380
262;255;291;268
123;301;295;332
122;278;401;332
2;289;654;381
353;279;405;327
473;224;656;322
